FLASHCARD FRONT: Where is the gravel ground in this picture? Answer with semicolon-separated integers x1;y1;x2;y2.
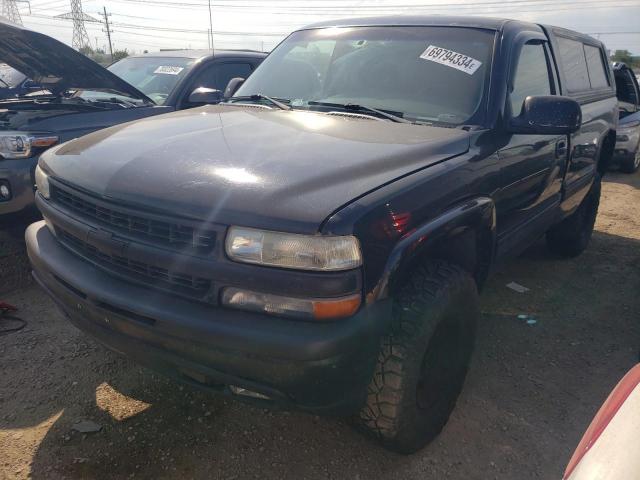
1;171;639;480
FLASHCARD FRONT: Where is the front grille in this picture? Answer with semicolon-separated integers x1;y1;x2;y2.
51;184;216;251
57;228;212;299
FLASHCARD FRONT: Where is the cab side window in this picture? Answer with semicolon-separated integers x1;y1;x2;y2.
510;42;553;117
215;63;253;92
190;62;252;91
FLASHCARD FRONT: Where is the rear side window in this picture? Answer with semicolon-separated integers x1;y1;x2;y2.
584;45;609;89
510;42;552;116
557;37;590;92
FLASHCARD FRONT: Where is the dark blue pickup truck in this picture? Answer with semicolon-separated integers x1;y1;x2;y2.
27;16;617;453
0;20;265;216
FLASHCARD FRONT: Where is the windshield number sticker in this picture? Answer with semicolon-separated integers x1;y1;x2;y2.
420;46;482;75
154;66;184;75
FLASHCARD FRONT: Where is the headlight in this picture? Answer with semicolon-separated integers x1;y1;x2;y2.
35;164;50;199
225;227;362;271
0;132;58;159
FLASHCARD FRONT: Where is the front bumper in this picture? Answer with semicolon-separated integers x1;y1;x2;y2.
0;156;38;216
27;221;388;414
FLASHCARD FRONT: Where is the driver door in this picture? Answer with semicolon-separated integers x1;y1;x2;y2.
495;39;567;256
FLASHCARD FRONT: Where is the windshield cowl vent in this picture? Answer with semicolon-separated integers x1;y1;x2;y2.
325;111;383;121
230;103;272;110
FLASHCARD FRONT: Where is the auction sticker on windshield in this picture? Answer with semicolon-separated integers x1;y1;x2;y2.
420;45;482;75
154;66;184;75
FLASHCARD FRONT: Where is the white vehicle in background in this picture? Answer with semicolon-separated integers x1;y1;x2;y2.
612;63;640;172
564;364;640;480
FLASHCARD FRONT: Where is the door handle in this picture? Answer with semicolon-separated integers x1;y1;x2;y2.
556;140;568;158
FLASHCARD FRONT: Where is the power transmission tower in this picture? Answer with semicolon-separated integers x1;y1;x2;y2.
98;6;113;61
0;0;23;25
70;0;89;50
55;0;100;51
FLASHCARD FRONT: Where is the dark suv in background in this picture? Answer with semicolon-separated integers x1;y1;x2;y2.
28;16;616;453
0;19;265;216
0;63;41;99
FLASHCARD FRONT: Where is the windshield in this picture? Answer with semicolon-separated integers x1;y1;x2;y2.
235;26;495;126
108;56;196;105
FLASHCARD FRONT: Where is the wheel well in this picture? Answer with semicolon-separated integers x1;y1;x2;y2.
598;130;616;175
392;225;493;294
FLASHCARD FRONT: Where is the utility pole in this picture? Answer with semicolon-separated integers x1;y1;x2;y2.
99;6;114;61
207;0;214;55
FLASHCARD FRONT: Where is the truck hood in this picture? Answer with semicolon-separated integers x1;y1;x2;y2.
42;105;471;233
0;19;150;101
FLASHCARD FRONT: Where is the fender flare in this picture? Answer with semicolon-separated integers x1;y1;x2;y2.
370;197;496;302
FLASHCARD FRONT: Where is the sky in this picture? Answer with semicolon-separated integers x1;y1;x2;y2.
14;0;640;55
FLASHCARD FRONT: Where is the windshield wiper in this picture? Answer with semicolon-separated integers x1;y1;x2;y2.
0;78;9;88
228;94;291;111
87;96;140;108
307;101;411;124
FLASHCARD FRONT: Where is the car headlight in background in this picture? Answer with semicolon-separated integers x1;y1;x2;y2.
0;180;11;201
617;121;640;141
35;164;50;199
620;120;640;130
0;132;58;159
226;227;362;271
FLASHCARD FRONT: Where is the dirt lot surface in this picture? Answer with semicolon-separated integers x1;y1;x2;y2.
1;171;639;480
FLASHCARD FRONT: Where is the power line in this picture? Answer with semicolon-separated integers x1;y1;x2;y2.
23;10;640;40
101;0;640;11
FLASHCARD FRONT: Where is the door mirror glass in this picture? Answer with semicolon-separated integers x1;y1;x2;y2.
224;77;245;99
188;87;223;105
22;79;39;89
508;95;582;135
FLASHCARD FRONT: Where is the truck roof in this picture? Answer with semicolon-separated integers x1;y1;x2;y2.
302;15;513;31
301;15;605;48
127;49;268;60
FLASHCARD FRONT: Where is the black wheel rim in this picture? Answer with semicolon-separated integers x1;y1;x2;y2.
416;314;465;411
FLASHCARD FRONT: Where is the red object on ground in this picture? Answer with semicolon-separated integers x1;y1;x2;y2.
0;301;18;312
564;364;640;479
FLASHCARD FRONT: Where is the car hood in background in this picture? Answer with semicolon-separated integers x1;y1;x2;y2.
41;105;471;233
0;19;151;101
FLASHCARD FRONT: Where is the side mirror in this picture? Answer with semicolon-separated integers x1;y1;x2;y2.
508;95;582;135
188;87;223;105
22;79;39;90
224;77;245;99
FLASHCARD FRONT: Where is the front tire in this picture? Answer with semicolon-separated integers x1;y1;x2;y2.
357;261;478;454
546;173;601;258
